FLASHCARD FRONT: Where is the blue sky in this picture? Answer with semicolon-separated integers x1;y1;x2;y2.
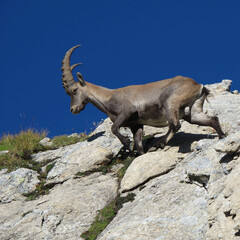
1;0;240;137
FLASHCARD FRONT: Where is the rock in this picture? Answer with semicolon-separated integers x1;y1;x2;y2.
214;131;240;153
0;173;118;240
33;118;130;184
0;150;9;155
205;79;232;94
0;168;40;203
120;149;180;193
207;157;240;239
46;143;114;183
68;133;79;138
39;137;53;147
0;169;8;175
98;169;209;240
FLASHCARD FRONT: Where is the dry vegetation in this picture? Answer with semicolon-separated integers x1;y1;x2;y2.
0;129;88;172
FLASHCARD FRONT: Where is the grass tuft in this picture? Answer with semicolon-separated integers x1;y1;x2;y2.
79;151;136;240
51;133;88;148
118;156;135;180
0;129;47;159
0;129;47;172
81;193;136;240
0;129;89;172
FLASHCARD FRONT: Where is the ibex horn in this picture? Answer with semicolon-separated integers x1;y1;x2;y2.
61;45;81;90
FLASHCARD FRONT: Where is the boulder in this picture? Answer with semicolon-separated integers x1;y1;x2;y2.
120;149;180;193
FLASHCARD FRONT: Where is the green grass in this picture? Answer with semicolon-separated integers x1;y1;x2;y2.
0;129;47;159
81;202;116;240
0;129;89;172
0;128;89;199
118;156;135;180
0;144;9;151
79;152;136;240
81;193;136;240
51;133;88;148
0;129;48;172
23;160;57;201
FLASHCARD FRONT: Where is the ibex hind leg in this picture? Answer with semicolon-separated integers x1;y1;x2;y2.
148;107;181;152
187;111;225;139
186;101;225;139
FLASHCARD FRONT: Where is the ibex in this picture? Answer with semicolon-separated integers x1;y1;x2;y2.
61;45;225;155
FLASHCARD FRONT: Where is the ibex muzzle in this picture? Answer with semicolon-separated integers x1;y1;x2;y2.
61;45;225;155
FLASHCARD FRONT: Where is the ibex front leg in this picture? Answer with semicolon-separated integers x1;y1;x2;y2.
131;125;144;155
111;112;133;151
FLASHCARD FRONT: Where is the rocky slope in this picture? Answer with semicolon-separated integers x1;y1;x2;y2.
0;80;240;240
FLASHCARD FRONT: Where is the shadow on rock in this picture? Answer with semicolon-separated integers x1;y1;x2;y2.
87;131;105;142
144;132;217;153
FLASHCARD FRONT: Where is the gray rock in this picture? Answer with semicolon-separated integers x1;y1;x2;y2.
39;137;53;147
0;168;40;203
32;118;132;184
0;169;8;175
207;157;240;239
120;148;181;193
0;150;9;155
68;133;79;138
98;170;209;240
0;173;118;240
214;131;240;153
205;79;232;94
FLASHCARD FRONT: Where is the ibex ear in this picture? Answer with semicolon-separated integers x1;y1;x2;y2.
77;72;86;87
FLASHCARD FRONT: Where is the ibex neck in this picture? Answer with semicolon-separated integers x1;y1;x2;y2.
86;82;113;115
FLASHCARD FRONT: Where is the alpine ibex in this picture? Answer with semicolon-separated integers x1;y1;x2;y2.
61;45;225;155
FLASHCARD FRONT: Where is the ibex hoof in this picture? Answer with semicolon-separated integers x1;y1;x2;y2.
148;146;158;152
159;142;165;149
129;142;135;152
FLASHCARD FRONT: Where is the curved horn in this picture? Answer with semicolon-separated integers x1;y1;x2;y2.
71;63;82;71
61;45;81;90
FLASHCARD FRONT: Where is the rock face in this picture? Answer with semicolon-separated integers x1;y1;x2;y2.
0;168;40;203
1;80;240;240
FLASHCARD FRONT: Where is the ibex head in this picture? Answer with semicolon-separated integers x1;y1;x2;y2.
61;45;89;114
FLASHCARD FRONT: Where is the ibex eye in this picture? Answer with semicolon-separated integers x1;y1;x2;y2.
73;88;78;94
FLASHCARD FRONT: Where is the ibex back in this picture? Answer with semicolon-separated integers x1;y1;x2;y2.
61;45;225;155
